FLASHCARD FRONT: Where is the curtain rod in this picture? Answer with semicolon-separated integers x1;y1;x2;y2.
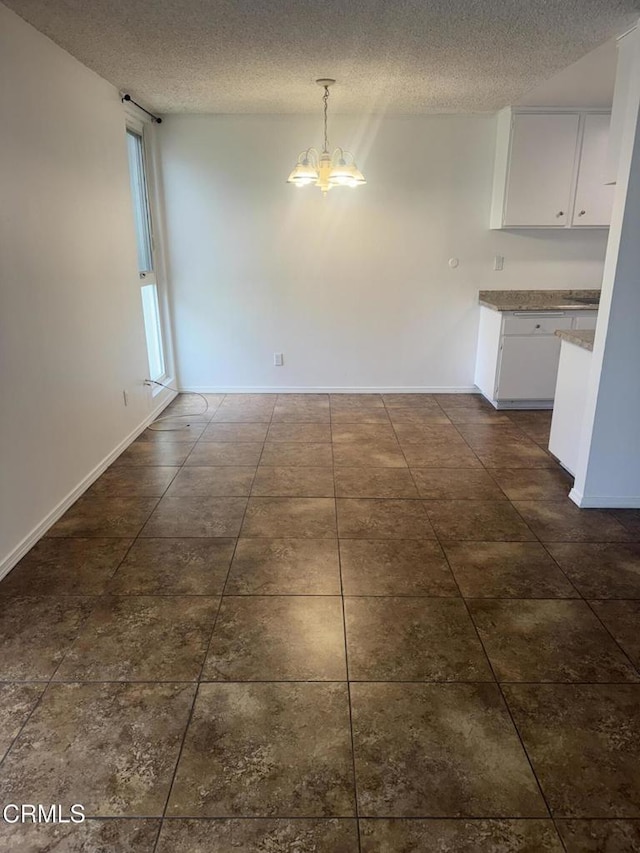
121;93;162;124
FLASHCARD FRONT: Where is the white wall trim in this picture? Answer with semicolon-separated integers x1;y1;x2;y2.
569;487;640;508
179;385;479;394
0;391;177;582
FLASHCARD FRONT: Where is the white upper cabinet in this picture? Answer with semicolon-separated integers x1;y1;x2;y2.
572;114;615;226
490;109;612;229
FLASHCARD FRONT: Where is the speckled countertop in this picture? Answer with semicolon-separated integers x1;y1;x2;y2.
555;328;595;352
479;289;600;312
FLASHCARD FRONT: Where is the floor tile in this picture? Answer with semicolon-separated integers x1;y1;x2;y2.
351;682;546;817
203;596;346;681
443;542;577;598
507;411;553;446
251;467;335;497
555;818;640;852
474;442;557;469
114;442;195;467
212;401;275;423
108;538;234;595
225;539;341;595
166;466;256;496
382;393;438;408
0;538;131;596
260;442;333;468
272;405;330;423
545;543;640;597
167;682;355;817
0;682;195;816
512;502;634;542
609;509;640;538
137;422;206;442
359;818;563;851
337;499;435;540
335;468;418;498
241;498;337;538
141;496;247;537
393;423;469;445
88;466;179;496
0;596;95;679
331;409;391;424
424;500;535;541
47;496;158;538
454;422;527;443
411;468;506;499
436;394;494;411
331;394;384;408
489;468;572;501
445;408;514;424
591;600;640;669
0;683;45;761
345;597;491;681
503;684;640;817
266;423;331;442
200;422;269;442
339;539;457;596
332;441;407;468
387;409;451;425
469;599;638;682
401;439;482;468
0;819;161;852
54;596;218;681
333;467;419;499
331;424;397;443
185;442;264;467
156;818;358;852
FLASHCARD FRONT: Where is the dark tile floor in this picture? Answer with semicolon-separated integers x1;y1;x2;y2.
1;392;640;852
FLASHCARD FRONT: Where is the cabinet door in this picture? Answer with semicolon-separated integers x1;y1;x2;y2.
572;114;614;226
495;335;562;401
504;114;580;227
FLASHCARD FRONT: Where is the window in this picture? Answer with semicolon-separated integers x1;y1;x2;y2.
126;129;166;382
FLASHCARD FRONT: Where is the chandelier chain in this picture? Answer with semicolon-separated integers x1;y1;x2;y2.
323;85;330;153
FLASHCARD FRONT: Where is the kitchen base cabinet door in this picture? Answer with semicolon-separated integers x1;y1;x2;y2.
495;335;562;401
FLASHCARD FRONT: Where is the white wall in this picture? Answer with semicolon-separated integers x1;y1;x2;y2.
572;25;640;507
0;4;171;573
158;113;609;392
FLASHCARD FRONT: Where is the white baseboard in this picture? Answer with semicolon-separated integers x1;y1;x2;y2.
179;385;479;394
569;487;640;509
0;391;177;582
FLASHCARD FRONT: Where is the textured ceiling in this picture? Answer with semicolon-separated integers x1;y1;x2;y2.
4;0;639;113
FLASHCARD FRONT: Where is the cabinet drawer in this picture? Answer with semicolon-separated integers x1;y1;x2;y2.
502;314;573;336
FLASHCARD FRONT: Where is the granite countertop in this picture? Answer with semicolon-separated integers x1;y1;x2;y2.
555;329;595;352
479;289;600;312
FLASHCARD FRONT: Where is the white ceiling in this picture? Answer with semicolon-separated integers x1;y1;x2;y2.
4;0;638;114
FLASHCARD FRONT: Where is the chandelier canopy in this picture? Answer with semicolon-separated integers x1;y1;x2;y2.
287;79;366;195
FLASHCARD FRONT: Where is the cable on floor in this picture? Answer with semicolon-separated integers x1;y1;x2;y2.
145;379;209;431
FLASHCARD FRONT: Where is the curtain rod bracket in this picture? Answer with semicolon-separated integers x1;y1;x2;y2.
121;93;162;124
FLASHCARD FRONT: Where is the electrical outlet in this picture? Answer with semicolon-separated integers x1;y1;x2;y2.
494;255;504;271
122;390;129;407
274;353;284;367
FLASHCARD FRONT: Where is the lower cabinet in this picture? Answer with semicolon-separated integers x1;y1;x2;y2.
475;307;597;409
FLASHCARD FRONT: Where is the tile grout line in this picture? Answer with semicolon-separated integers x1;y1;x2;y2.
151;393;276;850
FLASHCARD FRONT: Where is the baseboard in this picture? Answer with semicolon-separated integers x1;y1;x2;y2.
180;385;479;394
569;488;640;509
0;391;177;582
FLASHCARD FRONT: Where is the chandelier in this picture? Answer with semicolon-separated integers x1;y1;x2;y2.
287;79;366;195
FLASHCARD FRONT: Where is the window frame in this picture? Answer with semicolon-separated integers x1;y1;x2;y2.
124;107;174;394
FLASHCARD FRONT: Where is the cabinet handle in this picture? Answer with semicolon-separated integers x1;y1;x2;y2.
578;210;586;217
556;211;565;218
